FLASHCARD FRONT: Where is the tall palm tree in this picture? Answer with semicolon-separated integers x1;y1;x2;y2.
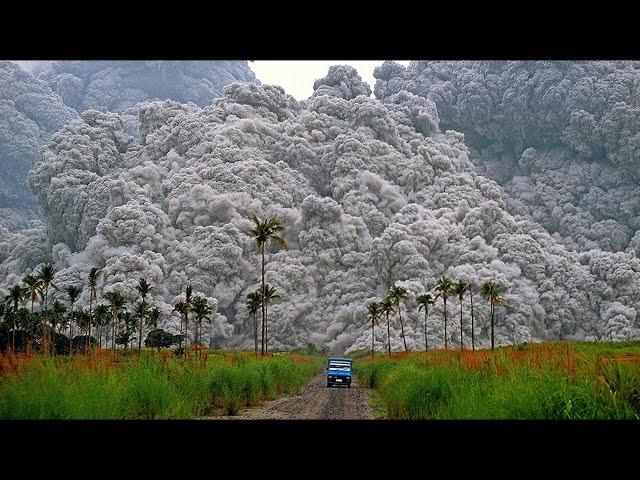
135;277;152;356
245;289;262;355
435;276;455;349
172;300;186;355
6;285;25;352
469;283;476;351
87;267;102;352
366;302;382;357
416;293;435;351
481;281;505;350
36;263;58;354
191;296;212;358
248;213;287;355
65;285;82;355
388;284;409;352
380;296;395;355
22;274;42;349
104;291;125;352
453;280;469;350
93;304;109;349
22;274;42;313
262;283;281;355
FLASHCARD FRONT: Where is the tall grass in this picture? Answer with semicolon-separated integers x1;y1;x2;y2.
0;351;322;419
356;342;640;420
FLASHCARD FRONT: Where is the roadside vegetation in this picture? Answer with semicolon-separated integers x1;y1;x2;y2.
0;350;322;419
356;342;640;420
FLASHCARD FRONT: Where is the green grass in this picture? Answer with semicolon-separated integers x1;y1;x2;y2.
356;342;640;420
0;351;322;419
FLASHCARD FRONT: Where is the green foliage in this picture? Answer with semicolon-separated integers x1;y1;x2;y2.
144;329;178;350
356;342;640;420
0;352;322;419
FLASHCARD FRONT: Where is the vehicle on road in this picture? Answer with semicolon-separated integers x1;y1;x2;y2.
326;357;352;388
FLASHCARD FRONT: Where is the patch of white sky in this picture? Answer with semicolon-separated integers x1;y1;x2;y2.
250;60;410;100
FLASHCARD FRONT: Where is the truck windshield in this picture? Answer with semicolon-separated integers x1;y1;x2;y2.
328;362;351;371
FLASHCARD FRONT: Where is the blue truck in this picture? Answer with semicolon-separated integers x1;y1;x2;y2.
326;358;352;388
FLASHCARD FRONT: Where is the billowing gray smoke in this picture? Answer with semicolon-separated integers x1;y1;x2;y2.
0;61;259;233
374;61;640;254
3;65;639;354
36;60;260;113
0;61;79;230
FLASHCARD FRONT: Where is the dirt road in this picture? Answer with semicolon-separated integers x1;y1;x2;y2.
214;372;375;420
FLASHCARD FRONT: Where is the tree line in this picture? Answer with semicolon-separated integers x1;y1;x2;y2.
1;211;506;358
366;277;505;356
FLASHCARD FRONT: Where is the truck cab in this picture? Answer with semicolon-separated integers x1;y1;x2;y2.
326;358;352;388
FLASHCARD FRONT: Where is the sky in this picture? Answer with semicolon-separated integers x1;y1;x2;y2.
15;60;411;101
250;60;410;100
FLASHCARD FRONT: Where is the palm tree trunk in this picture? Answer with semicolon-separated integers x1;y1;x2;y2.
138;299;145;357
184;310;189;359
260;244;266;356
490;302;495;350
424;308;428;351
443;298;448;350
470;291;475;351
265;303;269;355
371;320;375;357
69;306;74;356
386;312;391;355
459;299;464;351
254;312;258;356
398;307;407;352
11;314;16;354
88;295;93;354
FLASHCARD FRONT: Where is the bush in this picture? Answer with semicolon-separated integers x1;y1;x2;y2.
144;329;178;350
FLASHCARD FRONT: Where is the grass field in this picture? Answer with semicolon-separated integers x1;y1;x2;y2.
0;350;322;419
355;342;640;420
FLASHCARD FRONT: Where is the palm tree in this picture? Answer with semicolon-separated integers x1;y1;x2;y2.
191;296;212;358
248;213;287;355
50;300;67;354
65;285;82;355
172;300;185;354
262;283;281;355
380;296;395;355
416;293;435;351
36;263;58;354
6;285;25;352
453;280;469;350
135;277;152;356
74;309;91;350
22;274;42;349
146;307;160;330
481;281;505;350
388;284;409;352
87;267;102;352
104;291;125;352
435;276;455;349
469;283;476;351
366;302;382;357
93;304;110;349
22;274;42;313
245;289;262;355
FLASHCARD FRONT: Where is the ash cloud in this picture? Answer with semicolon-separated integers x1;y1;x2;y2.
374;61;640;254
3;65;639;353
